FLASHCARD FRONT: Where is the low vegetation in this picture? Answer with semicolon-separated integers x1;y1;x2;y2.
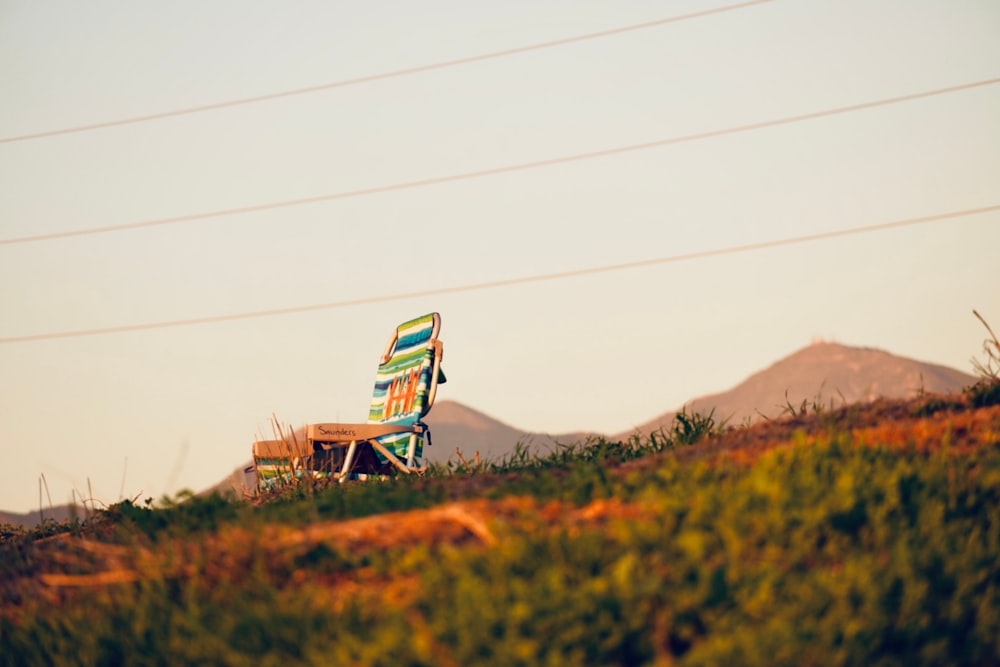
2;320;999;665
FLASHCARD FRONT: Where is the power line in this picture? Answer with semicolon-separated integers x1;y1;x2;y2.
2;203;996;344
0;0;779;145
3;77;997;247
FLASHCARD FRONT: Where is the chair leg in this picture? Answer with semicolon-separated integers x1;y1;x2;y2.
339;440;358;484
369;439;412;474
405;433;417;469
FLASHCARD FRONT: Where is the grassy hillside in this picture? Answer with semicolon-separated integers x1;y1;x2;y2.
2;376;999;666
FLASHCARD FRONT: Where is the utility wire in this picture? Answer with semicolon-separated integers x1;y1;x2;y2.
2;77;997;247
2;203;996;344
0;0;779;144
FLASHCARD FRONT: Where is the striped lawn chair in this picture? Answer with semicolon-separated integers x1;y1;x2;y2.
252;312;445;489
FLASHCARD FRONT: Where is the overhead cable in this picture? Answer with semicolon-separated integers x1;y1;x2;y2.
2;203;996;344
0;0;779;144
2;76;997;247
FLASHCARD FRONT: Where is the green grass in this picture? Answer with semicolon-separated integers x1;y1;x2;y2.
2;394;999;666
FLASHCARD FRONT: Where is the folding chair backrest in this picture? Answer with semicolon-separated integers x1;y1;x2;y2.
366;312;444;458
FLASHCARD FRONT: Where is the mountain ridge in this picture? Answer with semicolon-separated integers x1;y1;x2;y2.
193;341;980;501
1;342;978;526
613;341;975;439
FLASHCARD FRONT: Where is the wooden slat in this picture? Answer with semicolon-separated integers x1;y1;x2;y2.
252;438;312;458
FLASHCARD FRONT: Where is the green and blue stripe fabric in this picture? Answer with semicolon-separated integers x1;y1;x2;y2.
367;313;443;461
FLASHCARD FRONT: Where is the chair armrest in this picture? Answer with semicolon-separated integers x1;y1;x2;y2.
307;422;421;443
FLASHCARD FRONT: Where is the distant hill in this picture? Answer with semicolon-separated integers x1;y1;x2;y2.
1;505;77;529
192;342;981;501
8;342;975;526
201;401;593;500
422;400;594;464
616;341;976;439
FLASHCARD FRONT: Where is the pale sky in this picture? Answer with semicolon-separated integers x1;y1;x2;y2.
1;0;998;514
